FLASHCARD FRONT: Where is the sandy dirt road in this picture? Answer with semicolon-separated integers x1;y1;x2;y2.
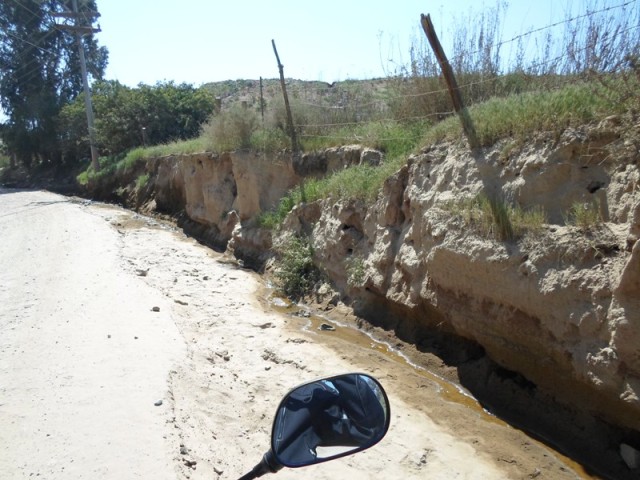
0;189;587;479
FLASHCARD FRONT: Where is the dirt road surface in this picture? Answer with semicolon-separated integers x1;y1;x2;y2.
0;189;588;479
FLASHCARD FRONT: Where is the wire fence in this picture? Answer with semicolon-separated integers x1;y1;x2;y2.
203;0;638;148
3;0;639;150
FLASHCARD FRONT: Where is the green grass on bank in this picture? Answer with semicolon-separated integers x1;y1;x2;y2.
259;77;637;228
77;137;210;185
78;74;637;237
424;78;637;147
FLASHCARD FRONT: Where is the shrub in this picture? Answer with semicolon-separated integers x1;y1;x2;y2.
201;105;258;152
257;211;280;230
274;235;320;299
346;256;365;288
250;128;289;153
258;193;298;230
76;155;120;185
76;170;89;186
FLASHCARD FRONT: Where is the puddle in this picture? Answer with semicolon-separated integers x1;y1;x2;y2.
295;308;506;423
270;296;597;480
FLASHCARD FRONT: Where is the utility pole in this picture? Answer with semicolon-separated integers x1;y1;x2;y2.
53;1;101;171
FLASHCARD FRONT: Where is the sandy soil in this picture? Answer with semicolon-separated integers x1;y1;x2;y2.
0;189;589;479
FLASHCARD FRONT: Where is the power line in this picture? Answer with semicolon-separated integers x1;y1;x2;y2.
1;28;56;56
0;26;65;87
450;0;639;65
10;0;42;20
298;133;424;142
296;111;454;129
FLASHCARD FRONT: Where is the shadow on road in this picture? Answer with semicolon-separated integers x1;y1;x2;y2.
0;191;72;219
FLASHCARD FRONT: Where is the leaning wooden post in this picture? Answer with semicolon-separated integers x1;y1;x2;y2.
420;14;479;149
259;76;265;126
271;40;299;152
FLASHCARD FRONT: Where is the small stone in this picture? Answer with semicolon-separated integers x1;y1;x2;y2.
152;306;160;312
180;446;188;455
154;399;163;406
319;323;335;331
135;268;149;277
265;365;271;371
213;466;224;475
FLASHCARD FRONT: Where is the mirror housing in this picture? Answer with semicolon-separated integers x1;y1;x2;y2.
270;373;390;468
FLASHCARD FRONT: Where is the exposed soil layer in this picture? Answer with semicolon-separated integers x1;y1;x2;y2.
3;117;639;477
303;292;639;479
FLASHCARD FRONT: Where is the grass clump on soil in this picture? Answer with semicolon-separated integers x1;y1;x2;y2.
443;194;547;242
257;125;418;230
135;173;150;189
566;200;603;230
258;156;405;229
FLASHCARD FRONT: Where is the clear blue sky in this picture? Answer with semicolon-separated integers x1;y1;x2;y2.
95;0;590;86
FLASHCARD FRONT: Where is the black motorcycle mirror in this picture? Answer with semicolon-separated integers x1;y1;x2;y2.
238;373;390;479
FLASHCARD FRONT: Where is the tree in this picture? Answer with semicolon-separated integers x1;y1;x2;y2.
59;80;215;156
0;0;108;168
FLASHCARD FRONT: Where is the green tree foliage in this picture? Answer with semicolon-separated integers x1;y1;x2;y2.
0;0;108;168
59;80;215;156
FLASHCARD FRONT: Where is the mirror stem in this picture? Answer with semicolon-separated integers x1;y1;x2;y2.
238;450;283;480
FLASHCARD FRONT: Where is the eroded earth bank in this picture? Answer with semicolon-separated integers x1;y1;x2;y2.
1;189;585;480
87;118;640;478
3;117;639;478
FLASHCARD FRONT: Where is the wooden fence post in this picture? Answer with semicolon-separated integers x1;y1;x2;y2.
259;76;265;126
420;14;479;149
271;40;299;153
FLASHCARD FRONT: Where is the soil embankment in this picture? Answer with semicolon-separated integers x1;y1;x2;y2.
1;189;581;479
135;121;639;476
4;116;639;477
